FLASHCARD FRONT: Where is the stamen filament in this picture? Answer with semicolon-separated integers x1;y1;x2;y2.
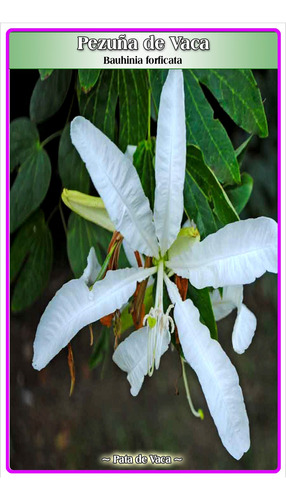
181;357;204;420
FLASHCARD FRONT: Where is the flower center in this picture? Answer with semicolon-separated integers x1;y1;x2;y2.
142;259;175;376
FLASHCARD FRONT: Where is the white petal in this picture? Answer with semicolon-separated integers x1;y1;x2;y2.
81;247;101;286
154;70;186;255
125;145;137;162
164;276;250;460
71;117;159;258
232;304;257;354
211;286;243;321
122;239;144;268
113;325;169;396
33;266;156;371
168;217;277;288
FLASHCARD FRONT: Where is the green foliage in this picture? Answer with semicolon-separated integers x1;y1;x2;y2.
10;211;53;312
193;69;268;137
78;69;119;142
186;146;239;227
67;213;111;278
226;173;253;214
187;284;218;341
133;138;155;209
38;69;54;80
58;123;90;193
78;69;101;93
10;143;51;233
30;69;72;123
148;69;168;119
184;168;218;239
118;70;148;150
183;70;240;185
10;118;40;172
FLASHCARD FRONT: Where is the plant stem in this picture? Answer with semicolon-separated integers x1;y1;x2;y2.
46;205;59;225
41;130;63;148
59;200;67;235
147;86;151;141
181;357;204;420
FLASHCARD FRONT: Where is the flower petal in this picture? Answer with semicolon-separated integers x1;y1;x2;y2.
71;117;159;257
125;145;137;162
112;324;170;396
81;247;101;287
154;70;186;255
232;304;257;355
168;217;277;288
165;276;250;460
33;266;156;371
61;189;115;232
211;286;243;321
122;239;142;268
211;286;257;354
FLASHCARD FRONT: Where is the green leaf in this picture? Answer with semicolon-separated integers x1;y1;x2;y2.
148;69;168;119
119;70;148;151
187;283;218;340
133;138;155;209
10;147;52;233
186;146;239;226
10;118;40;172
194;69;268;138
30;69;72;123
79;69;119;142
78;69;101;93
235;135;253;166
38;69;54;80
58;123;90;193
183;70;240;185
89;327;110;370
184;170;218;239
226;172;253;214
11;211;53;312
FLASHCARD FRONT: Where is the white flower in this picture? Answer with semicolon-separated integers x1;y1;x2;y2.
210;286;257;354
32;70;277;460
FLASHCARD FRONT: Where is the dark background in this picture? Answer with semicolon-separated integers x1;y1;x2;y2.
10;69;278;471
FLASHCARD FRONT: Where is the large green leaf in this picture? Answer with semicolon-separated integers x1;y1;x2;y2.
186;146;239;226
226;172;253;214
194;69;268;138
38;69;54;80
10;147;51;233
10;211;53;312
183;70;240;185
78;69;101;93
58;123;90;193
187;283;218;340
10;118;40;172
118;70;148;151
133;138;155;209
184;169;218;239
30;69;72;123
79;69;119;142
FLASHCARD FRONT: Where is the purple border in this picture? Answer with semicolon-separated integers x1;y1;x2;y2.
6;27;281;474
